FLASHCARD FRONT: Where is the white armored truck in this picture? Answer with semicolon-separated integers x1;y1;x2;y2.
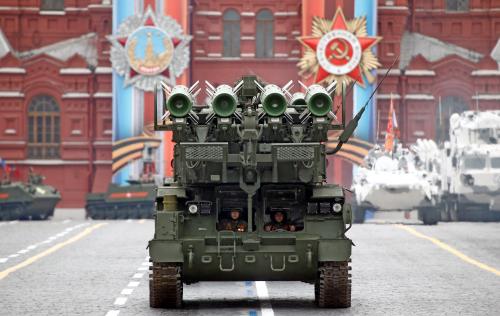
352;140;442;225
441;110;500;221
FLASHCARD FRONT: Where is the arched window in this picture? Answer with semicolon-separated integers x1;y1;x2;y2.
256;9;274;58
28;95;60;159
223;9;240;57
446;0;469;11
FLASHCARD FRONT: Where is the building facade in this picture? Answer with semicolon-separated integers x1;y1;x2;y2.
1;0;499;206
0;0;113;207
378;0;500;144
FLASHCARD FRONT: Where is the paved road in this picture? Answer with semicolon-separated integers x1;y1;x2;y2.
0;209;499;316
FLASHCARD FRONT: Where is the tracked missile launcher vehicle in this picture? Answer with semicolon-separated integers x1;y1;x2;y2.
85;146;158;220
0;170;60;221
85;181;156;220
441;110;500;221
147;74;384;309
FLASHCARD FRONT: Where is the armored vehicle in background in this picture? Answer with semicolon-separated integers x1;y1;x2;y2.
147;73;387;309
85;146;158;220
441;110;500;221
0;168;61;220
351;139;441;225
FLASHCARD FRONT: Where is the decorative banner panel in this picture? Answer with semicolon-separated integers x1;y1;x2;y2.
109;3;191;184
354;0;379;142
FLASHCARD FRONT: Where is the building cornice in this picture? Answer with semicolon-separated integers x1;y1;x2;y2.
93;92;112;98
471;70;500;76
62;92;90;99
472;94;500;100
60;68;91;75
405;70;436;76
0;67;26;74
0;91;24;98
405;94;435;101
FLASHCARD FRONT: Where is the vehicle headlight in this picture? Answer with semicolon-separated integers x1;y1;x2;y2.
188;204;198;214
332;203;342;213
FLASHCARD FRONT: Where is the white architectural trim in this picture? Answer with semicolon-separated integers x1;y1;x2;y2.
95;67;112;74
241;12;255;17
207;53;222;58
376;68;401;76
291;50;300;55
405;94;435;100
291;31;301;36
379;6;408;10
60;68;91;75
0;91;24;98
0;67;26;74
208;36;221;40
195;49;205;54
6;159;89;165
241;53;255;58
0;6;38;11
62;92;90;98
94;160;112;165
93;92;112;98
472;94;500;100
241;36;255;40
93;141;112;145
405;70;436;76
39;10;65;15
65;7;88;12
196;11;222;16
275;53;289;57
275;36;287;41
377;94;401;100
0;140;25;145
195;30;205;35
274;11;298;16
471;70;500;76
88;3;112;9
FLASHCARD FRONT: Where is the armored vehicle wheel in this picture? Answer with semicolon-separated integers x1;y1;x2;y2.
315;261;351;308
450;201;459;221
420;207;439;225
150;262;183;308
440;202;451;222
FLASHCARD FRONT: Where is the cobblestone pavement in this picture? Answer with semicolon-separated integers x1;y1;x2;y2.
0;209;499;316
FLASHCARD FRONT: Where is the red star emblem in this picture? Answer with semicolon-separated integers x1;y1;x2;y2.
298;8;381;86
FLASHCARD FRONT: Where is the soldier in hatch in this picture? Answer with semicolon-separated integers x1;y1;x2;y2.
218;208;248;232
264;210;296;232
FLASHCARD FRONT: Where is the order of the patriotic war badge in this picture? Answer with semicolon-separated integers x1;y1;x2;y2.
108;7;192;91
297;7;382;92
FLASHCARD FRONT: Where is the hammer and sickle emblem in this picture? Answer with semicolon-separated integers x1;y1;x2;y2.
328;39;350;61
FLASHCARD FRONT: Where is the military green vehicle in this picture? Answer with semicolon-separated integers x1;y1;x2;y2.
0;169;61;220
85;145;158;220
85;181;156;220
148;74;384;308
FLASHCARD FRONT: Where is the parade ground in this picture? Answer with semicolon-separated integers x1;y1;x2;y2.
0;209;499;316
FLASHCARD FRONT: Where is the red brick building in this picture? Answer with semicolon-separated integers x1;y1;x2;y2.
1;0;499;206
0;0;112;206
